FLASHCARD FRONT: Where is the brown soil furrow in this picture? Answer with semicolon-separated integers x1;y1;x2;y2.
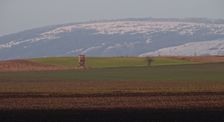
0;92;224;98
0;94;223;110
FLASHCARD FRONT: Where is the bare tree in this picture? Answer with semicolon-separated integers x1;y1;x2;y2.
146;57;153;66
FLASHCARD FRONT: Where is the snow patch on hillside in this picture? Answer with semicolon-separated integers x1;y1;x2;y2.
0;35;58;49
40;21;224;37
139;40;224;56
81;46;103;54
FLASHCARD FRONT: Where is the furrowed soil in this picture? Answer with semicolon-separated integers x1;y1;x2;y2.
0;92;224;121
0;92;224;110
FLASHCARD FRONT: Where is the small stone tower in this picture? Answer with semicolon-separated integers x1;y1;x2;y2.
78;55;86;68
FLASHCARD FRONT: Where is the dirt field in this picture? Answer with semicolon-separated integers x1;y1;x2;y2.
0;60;63;72
0;92;223;121
0;92;223;110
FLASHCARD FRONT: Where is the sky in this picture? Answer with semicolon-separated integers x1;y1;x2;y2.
0;0;223;35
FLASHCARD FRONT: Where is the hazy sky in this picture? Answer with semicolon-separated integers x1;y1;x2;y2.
0;0;223;35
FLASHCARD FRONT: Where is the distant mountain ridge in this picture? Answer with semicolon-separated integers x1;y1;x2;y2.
0;18;224;60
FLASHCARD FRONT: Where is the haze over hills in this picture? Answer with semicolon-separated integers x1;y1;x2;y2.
0;18;224;60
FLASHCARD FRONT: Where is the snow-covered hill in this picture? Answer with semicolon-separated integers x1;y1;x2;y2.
139;39;224;56
0;18;224;60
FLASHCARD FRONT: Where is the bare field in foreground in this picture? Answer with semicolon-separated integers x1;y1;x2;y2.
0;92;223;110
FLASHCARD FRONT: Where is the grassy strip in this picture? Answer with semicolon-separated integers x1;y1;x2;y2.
0;63;223;93
31;57;195;68
1;62;223;82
